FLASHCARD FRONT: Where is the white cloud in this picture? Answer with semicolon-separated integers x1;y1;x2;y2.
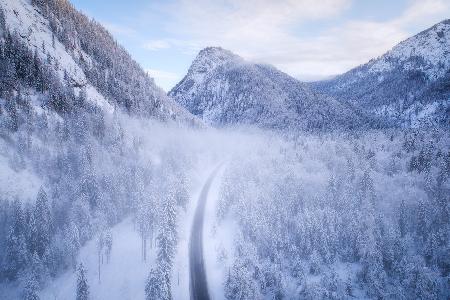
159;0;450;79
273;20;410;78
166;0;350;49
142;38;202;54
143;39;171;51
396;0;449;26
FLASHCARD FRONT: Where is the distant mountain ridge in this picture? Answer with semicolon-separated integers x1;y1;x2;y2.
170;47;365;130
311;19;450;127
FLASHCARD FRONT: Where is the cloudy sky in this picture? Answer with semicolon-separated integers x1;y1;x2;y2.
71;0;450;91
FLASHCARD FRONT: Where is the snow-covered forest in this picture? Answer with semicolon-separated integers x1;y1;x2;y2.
219;129;449;299
1;108;448;299
0;0;449;299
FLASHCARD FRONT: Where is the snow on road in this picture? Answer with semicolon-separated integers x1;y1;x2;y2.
173;163;227;300
189;166;221;300
203;165;235;300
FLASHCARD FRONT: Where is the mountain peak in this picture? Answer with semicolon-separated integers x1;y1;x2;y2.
168;47;242;107
197;46;236;57
189;47;242;77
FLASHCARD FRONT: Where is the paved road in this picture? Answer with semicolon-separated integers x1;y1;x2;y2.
189;166;221;300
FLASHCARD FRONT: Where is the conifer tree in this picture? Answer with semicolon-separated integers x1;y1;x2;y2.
145;266;169;300
104;230;113;264
64;222;81;270
4;199;28;280
34;188;52;257
22;273;40;300
76;263;89;300
156;192;177;298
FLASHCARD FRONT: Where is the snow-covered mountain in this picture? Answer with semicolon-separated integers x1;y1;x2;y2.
0;0;199;296
0;0;196;124
170;47;367;130
312;20;450;127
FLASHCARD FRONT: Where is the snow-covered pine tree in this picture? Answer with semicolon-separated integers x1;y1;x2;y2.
137;199;152;262
224;257;260;300
104;230;112;264
309;250;322;275
145;266;170;300
26;209;38;259
155;190;177;297
3;199;28;280
34;188;52;257
29;251;47;287
0;7;5;32
76;263;89;300
97;232;104;283
399;199;407;238
64;222;81;270
22;272;40;300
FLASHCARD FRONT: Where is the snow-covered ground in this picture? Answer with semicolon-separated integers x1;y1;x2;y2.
39;218;155;300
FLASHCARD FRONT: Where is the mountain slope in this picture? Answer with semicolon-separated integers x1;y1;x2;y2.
311;20;450;127
0;0;199;294
0;0;196;123
170;47;366;130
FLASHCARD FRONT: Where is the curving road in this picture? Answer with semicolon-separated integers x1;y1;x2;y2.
189;166;221;300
